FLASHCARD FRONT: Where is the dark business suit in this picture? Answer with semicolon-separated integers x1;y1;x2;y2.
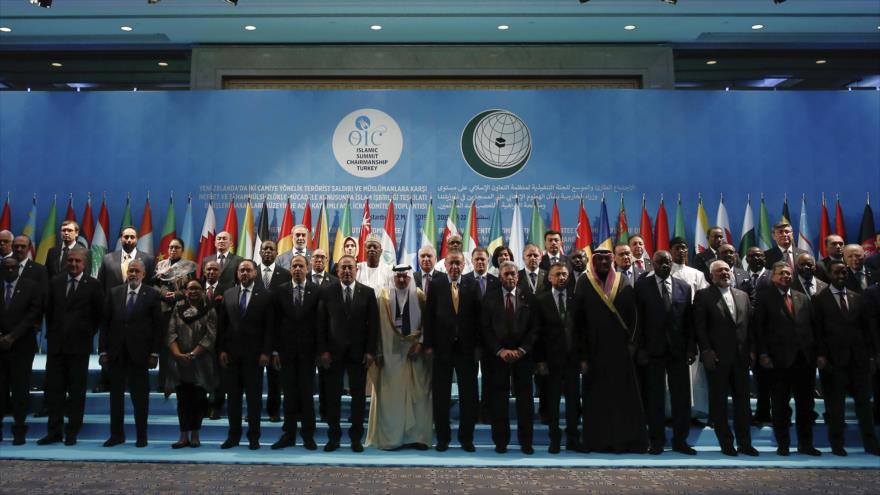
532;288;581;448
694;285;754;451
814;256;843;283
617;265;646;288
46;241;90;280
217;283;274;443
201;252;242;295
862;285;880;423
518;268;548;300
273;280;319;443
255;264;292;419
792;275;827;298
812;288;879;452
316;281;379;444
423;275;481;447
633;256;653;273
44;274;103;440
754;287;817;450
539;253;570;272
844;266;879;294
691;248;718;279
276;247;312;274
309;271;337;287
463;270;501;421
309;270;337;419
100;283;164;442
0;278;42;440
18;259;49;299
634;274;694;449
414;269;441;298
96;250;156;292
763;246;808;271
731;266;751;293
462;271;500;299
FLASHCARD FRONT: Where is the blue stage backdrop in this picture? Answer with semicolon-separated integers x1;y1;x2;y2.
1;89;878;258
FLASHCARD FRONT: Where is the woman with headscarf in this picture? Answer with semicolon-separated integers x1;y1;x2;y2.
153;238;197;395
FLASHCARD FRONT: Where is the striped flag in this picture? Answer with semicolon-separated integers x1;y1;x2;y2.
639;195;654;257
253;199;270;265
137;196;154;255
90;196;110;275
858;194;876;256
180;196;195;261
158;194;176;260
398;198;418;269
357;199;371;263
738;195;756;267
486;199;504;257
332;198;353;264
195;201;217;278
757;196;773;251
439;199;459;259
0;194;9;232
781;195;792;225
35;197;57;265
463;200;479;257
23;196;37;259
654;196;670;253
509;198;525;268
528;199;544;247
277;199;294;253
237;199;255;260
574;198;593;257
797;195;814;257
421;198;437;249
694;195;710;254
314;199;330;255
596;195;613;252
715;194;733;245
380;198;397;266
615;194;629;245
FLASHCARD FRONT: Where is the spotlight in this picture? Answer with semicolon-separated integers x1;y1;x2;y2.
579;0;590;4
774;0;786;3
30;0;52;7
661;0;677;4
225;0;238;5
148;0;161;4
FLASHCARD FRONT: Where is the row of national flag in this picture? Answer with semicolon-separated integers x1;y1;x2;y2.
0;192;876;275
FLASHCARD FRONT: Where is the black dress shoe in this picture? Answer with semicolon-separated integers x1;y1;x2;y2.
208;409;221;421
12;436;26;446
831;446;847;457
103;437;125;447
566;441;583;453
720;446;738;456
271;435;294;450
37;434;62;445
136;438;148;448
777;446;790;456
302;438;318;451
351;442;364;453
64;436;77;446
435;443;448;452
494;445;507;454
172;440;191;449
461;442;475;452
189;440;201;448
248;439;260;450
673;444;697;455
268;415;282;423
737;445;759;456
548;442;561;454
323;441;339;452
412;443;429;451
648;445;664;455
797;446;821;456
220;438;240;449
521;446;534;455
865;446;880;456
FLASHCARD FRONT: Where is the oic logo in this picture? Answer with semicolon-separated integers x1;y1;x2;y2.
461;109;532;179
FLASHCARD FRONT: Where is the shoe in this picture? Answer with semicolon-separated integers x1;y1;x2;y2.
208;409;221;421
351;442;364;453
271;435;294;450
797;446;821;457
648;445;664;455
461;442;475;453
865;446;880;456
412;443;429;451
37;434;62;445
776;446;790;456
64;436;77;446
171;440;190;449
435;443;448;452
831;446;847;457
566;441;583;453
323;441;339;452
738;445;759;457
720;446;738;457
268;415;282;423
494;445;507;454
103;437;125;447
189;440;201;448
521;446;534;455
302;438;318;451
136;439;148;448
673;444;697;456
248;439;260;450
12;436;25;446
548;441;561;454
220;438;239;449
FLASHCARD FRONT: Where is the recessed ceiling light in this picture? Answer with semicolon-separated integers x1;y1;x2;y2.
706;60;718;65
120;26;133;32
624;25;637;31
751;24;764;30
370;25;382;31
815;59;827;64
0;27;11;33
244;25;256;31
51;62;62;67
157;62;168;67
497;25;509;31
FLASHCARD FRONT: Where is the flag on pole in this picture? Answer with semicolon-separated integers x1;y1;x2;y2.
797;194;814;257
137;195;154;255
314;199;330;256
716;194;733;245
615;194;629;246
673;194;687;241
509;198;525;268
463;200;480;257
332;199;353;264
528;199;545;247
64;195;76;222
694;194;710;254
236;199;255;260
738;195;756;266
357;199;372;263
834;196;847;242
253;199;270;265
781;194;792;225
90;195;110;275
550;199;562;241
0;193;11;231
486;199;504;257
639;195;654;257
596;194;613;252
574;198;593;257
819;193;831;258
79;194;94;248
858;193;876;256
757;195;773;251
655;195;670;253
23;196;38;259
158;194;176;260
421;198;437;250
380;199;397;266
398;198;419;269
222;200;238;254
301;197;312;241
196;201;217;278
270;206;278;243
439;199;460;259
35;196;57;265
180;195;195;261
277;199;294;253
115;195;132;252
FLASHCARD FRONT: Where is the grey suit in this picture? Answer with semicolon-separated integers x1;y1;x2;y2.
97;250;156;292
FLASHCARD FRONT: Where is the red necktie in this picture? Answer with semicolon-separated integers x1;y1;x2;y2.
635;259;644;270
506;292;514;318
838;292;848;314
784;293;794;316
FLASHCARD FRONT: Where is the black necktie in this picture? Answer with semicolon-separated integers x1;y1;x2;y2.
529;272;537;288
66;277;77;298
344;285;352;306
557;291;566;319
804;279;813;295
4;282;12;307
661;279;671;311
218;254;226;270
506;292;515;319
126;290;136;315
839;291;848;314
294;285;303;306
478;275;486;296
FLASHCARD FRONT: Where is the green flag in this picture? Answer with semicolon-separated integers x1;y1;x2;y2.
528;199;545;247
35;197;58;265
757;196;773;250
486;199;504;256
332;199;353;263
673;195;687;240
115;196;132;251
421;198;436;249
